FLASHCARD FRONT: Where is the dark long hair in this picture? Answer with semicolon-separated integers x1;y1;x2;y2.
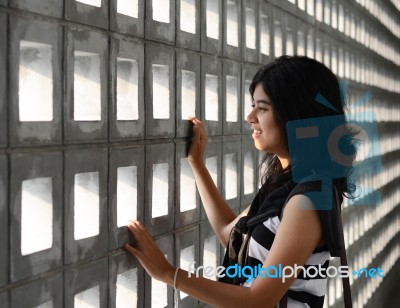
250;56;357;198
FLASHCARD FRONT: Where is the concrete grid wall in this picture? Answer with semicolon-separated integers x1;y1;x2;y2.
0;0;399;307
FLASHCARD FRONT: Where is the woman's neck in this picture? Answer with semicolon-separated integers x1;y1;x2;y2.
277;155;290;170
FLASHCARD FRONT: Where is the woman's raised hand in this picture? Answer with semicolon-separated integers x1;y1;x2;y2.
125;220;175;283
188;117;207;166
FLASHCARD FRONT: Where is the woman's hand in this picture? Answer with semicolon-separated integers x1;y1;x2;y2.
124;220;175;284
188;117;207;166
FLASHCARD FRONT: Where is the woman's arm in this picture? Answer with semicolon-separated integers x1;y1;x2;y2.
125;194;324;308
188;117;249;247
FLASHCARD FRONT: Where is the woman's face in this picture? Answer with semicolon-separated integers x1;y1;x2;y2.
246;83;286;156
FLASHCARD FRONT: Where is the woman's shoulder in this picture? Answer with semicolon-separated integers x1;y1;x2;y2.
282;180;342;257
284;178;342;211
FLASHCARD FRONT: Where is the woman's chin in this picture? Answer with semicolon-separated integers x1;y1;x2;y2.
253;141;266;152
254;143;275;154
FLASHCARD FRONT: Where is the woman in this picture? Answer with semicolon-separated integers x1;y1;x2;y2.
125;56;356;307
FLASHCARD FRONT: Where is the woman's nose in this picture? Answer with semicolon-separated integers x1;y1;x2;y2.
246;108;256;124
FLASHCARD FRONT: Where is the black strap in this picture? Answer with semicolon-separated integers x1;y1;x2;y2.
279;292;288;307
334;186;353;308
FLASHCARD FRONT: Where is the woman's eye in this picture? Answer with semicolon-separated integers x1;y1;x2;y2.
251;104;268;111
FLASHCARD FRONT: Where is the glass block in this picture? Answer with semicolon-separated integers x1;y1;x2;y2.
35;301;53;308
117;0;139;18
243;152;254;195
203;235;218;280
338;4;344;32
152;0;170;23
180;158;196;212
116;268;138;307
298;0;305;10
336;274;342;299
117;58;139;121
331;1;337;29
307;34;314;58
316;38;323;62
74;172;100;240
316;0;323;21
74;51;101;121
297;30;305;55
344;13;350;36
151;253;168;307
274;21;283;57
331;49;337;74
117;166;137;227
152;163;169;218
307;0;314;16
260;14;270;56
324;2;331;25
206;0;219;39
181;70;196;120
323;42;330;66
206;156;218;186
152;64;170;119
286;28;294;55
225;75;238;122
74;285;100;308
180;0;196;34
224;153;237;200
328;279;335;306
350;14;356;39
21;177;53;255
180;245;195;299
226;0;239;47
349;54;357;80
77;0;101;7
243;80;252;120
344;51;351;79
205;74;219;121
19;41;53;122
152;277;168;307
245;7;256;49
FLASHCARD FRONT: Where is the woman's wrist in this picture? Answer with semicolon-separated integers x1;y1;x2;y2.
188;158;205;169
164;264;178;286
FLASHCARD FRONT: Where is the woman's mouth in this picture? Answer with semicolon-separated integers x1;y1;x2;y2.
252;130;262;138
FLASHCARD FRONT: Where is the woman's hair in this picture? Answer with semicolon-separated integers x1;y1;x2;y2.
249;55;357;198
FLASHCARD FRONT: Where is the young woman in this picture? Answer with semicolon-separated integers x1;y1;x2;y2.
125;56;356;307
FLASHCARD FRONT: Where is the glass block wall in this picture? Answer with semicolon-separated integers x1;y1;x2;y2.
0;0;398;307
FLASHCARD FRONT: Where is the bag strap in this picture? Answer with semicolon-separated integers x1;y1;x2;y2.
333;186;353;308
279;292;288;308
278;185;352;308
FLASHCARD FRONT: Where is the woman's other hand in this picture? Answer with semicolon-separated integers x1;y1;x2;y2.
124;220;175;283
188;117;207;166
